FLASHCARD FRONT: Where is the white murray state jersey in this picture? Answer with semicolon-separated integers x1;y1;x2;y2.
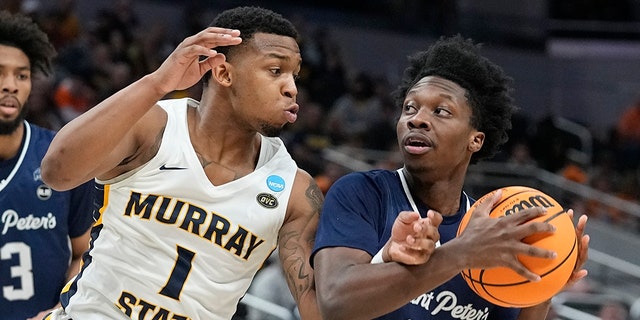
61;98;297;320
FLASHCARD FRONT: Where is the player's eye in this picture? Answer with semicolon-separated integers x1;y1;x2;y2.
270;68;281;75
434;106;452;117
403;103;417;114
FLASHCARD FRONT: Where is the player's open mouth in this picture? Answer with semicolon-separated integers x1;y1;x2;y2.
0;97;19;116
403;135;433;154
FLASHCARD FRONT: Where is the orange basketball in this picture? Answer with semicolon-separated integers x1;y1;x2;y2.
456;186;578;308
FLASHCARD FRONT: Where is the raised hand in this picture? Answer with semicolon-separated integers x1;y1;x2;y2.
380;209;443;265
149;27;242;94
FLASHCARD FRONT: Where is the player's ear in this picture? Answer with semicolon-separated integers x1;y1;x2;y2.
469;131;484;152
211;62;232;87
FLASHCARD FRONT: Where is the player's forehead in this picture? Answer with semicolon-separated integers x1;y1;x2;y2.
247;32;301;62
409;76;466;97
0;44;31;70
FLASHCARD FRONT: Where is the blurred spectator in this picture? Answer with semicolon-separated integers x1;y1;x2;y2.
530;115;572;173
53;29;93;80
497;112;535;162
614;175;640;224
89;1;146;78
584;172;619;221
583;151;624;222
110;0;139;32
362;76;398;151
52;73;95;123
326;72;385;147
301;28;347;111
39;0;81;50
85;42;117;99
614;96;640;172
507;140;537;167
25;75;64;130
588;150;621;186
91;1;138;52
285;99;332;177
97;61;133;101
139;21;176;74
558;157;588;184
315;162;347;195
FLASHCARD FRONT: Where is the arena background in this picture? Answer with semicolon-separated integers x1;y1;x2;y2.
7;0;640;318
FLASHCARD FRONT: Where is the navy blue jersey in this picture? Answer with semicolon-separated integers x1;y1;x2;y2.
312;169;520;319
0;122;95;320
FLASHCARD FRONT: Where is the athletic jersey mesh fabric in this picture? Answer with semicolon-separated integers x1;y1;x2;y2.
0;122;95;320
312;169;520;319
60;98;297;320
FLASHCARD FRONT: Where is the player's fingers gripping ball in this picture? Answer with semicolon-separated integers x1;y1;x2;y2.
456;186;578;308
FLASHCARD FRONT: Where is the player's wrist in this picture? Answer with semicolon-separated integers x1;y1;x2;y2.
382;246;391;263
143;73;173;97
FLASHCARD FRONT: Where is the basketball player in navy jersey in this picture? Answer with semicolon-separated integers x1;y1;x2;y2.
0;11;95;320
312;35;590;319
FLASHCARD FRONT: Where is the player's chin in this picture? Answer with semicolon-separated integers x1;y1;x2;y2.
260;123;284;137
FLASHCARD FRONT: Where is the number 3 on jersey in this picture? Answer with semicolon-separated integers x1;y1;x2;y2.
160;245;195;300
1;242;35;300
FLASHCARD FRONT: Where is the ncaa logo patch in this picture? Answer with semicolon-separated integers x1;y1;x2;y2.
266;175;285;192
37;184;52;200
256;193;278;209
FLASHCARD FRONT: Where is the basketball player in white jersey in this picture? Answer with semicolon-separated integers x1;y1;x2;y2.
41;5;441;319
40;6;331;320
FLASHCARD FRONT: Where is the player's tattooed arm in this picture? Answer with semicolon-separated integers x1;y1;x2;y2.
278;170;322;320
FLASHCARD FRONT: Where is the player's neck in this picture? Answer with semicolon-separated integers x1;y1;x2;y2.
192;133;262;185
403;168;464;216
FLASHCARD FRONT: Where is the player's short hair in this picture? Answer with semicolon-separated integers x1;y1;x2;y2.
392;35;516;164
0;10;56;76
203;6;298;84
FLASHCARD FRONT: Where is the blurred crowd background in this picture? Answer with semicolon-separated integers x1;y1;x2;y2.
2;0;640;318
3;0;640;228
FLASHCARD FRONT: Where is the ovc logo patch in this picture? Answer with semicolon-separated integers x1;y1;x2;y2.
256;193;278;209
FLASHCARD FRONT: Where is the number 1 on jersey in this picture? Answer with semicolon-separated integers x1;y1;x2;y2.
160;245;195;300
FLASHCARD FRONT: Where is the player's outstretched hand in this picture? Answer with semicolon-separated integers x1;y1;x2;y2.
149;27;242;94
455;189;557;282
381;210;442;265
